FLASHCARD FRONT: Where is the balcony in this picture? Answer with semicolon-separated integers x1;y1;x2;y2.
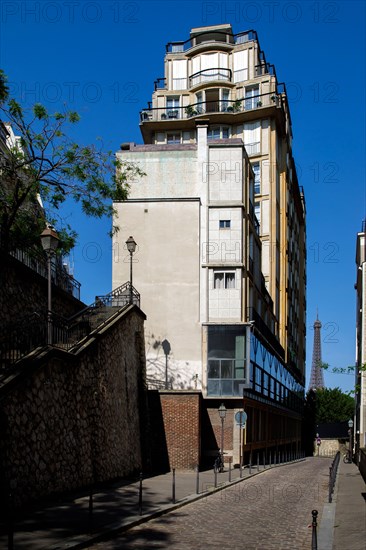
166;30;258;53
140;92;281;123
189;68;232;87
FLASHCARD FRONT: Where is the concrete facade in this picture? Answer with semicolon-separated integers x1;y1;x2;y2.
355;221;366;452
112;24;306;457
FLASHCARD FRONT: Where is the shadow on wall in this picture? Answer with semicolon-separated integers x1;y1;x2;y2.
200;405;220;470
146;333;199;390
147;390;170;474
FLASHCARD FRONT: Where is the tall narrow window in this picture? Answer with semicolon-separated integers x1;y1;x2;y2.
245;86;260;110
221;89;230;111
252;162;260;194
166;97;180;118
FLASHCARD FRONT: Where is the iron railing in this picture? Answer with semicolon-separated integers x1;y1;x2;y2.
165;30;258;53
9;247;81;300
0;282;140;371
140;92;281;123
328;451;340;502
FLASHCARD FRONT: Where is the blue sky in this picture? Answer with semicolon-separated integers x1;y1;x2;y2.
1;0;365;393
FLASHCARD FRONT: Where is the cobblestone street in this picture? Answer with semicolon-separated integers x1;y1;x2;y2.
90;458;331;549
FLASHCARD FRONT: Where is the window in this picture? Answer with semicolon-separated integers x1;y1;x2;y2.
244;121;261;155
207;325;249;396
221;89;230;111
207;126;230;140
219;220;231;229
254;202;261;227
252;162;260;194
167;133;181;144
196;92;204;114
245;86;260;110
214;271;236;289
166;97;180;118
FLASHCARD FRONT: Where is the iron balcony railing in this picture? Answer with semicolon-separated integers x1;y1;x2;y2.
0;282;140;372
189;67;232;87
9;246;81;300
140;91;281;123
166;30;258;53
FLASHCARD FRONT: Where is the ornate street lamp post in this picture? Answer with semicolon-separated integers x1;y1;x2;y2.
218;403;227;458
126;236;137;304
40;226;60;345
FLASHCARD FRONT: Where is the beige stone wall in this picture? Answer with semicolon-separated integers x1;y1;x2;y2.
0;307;147;507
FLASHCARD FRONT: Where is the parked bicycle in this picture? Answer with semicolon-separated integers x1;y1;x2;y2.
214;450;224;473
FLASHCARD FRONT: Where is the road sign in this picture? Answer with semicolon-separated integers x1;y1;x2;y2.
235;411;247;426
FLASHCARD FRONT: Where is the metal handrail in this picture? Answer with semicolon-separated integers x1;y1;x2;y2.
8;246;81;299
0;282;139;371
328;451;340;502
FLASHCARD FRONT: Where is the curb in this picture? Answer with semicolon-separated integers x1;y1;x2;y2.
50;459;306;549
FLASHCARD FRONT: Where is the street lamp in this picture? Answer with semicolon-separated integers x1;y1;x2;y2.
348;419;354;461
218;403;227;457
126;236;137;304
40;225;60;345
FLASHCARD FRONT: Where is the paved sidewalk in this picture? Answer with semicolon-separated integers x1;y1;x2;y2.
317;458;366;550
332;459;366;549
0;460;284;549
1;457;364;549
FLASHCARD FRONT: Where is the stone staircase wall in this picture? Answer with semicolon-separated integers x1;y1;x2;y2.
0;305;147;508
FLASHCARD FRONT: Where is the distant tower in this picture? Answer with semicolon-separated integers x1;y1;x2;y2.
309;312;325;390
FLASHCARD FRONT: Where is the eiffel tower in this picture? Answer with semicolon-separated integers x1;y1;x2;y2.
308;312;325;390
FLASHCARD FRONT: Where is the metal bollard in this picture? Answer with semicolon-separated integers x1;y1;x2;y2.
229;458;232;482
269;451;272;468
138;472;143;516
7;492;13;550
214;467;218;488
311;509;318;550
88;486;93;516
257;454;260;472
263;451;266;469
249;461;252;475
196;464;200;494
172;468;176;504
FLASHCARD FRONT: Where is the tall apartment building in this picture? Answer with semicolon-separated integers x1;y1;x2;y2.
113;24;306;462
355;221;366;452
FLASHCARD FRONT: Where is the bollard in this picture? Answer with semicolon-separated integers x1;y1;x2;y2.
249;461;251;475
269;451;272;468
257;454;260;472
328;466;332;503
229;458;232;482
263;451;266;469
7;492;13;550
196;464;200;494
172;468;176;504
88;486;93;516
240;461;243;478
274;452;277;466
311;509;318;550
214;467;218;488
138;472;143;516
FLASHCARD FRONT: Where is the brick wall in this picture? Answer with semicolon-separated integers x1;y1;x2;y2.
150;391;201;470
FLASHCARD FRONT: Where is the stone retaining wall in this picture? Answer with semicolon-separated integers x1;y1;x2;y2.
0;306;147;508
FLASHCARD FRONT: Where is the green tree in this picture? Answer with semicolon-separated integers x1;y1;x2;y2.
0;70;144;253
315;387;354;424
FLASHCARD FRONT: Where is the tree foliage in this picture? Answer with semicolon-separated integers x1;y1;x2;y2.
0;70;144;253
314;387;354;424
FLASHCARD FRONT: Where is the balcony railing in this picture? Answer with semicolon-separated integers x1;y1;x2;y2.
166;30;258;53
140;92;281;122
189;68;232;87
9;247;81;300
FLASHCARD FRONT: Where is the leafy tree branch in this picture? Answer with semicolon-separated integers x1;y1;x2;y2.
0;69;145;253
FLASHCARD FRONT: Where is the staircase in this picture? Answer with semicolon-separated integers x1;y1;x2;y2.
0;282;140;372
